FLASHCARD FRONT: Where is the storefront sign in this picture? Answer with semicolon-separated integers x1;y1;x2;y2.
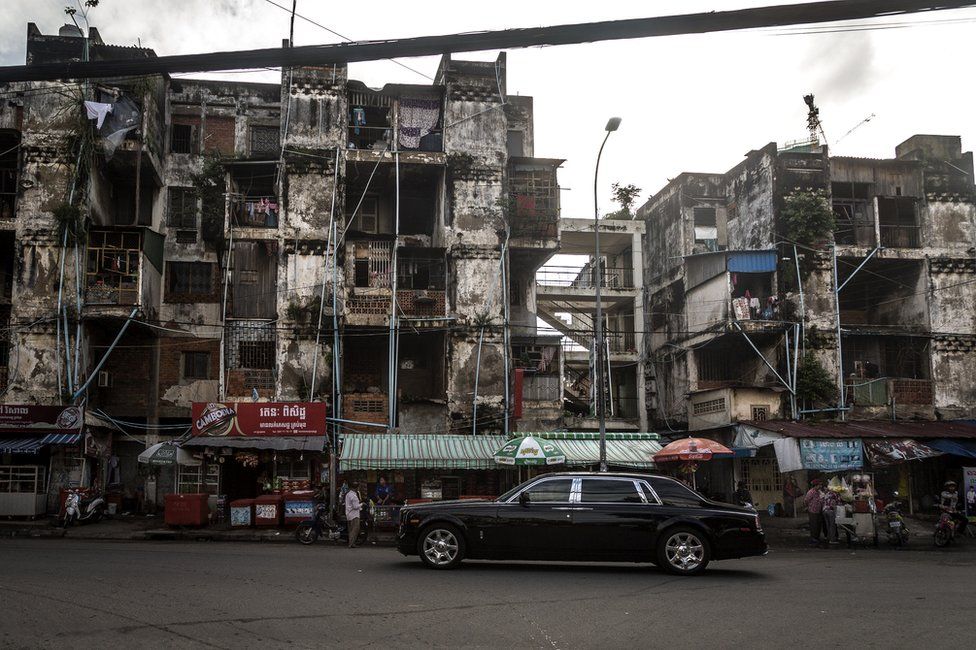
190;402;327;437
0;405;83;434
964;467;976;520
284;501;315;519
863;438;941;467
799;438;863;471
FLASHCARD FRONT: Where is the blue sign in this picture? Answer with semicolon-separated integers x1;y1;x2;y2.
800;439;863;471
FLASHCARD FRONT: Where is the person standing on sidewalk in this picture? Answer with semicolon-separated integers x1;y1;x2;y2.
804;478;825;546
821;483;840;545
345;481;362;548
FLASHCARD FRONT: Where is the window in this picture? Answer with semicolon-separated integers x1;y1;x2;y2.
506;130;525;157
693;207;716;227
580;478;643;504
751;405;768;421
167;187;197;229
171;123;196;154
693;206;719;252
239;340;274;369
353;197;379;233
178;464;219;495
249;125;280;156
692;398;726;415
522;478;573;503
167;262;214;299
182;351;210;380
648;477;703;508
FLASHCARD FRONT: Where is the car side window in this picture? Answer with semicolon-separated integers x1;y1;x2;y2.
649;478;703;507
579;478;643;504
524;479;574;503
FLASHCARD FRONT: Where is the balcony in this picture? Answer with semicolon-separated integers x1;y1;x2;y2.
84;231;142;306
846;378;933;406
230;197;280;229
536;266;635;291
879;224;921;248
508;159;562;243
347;87;443;153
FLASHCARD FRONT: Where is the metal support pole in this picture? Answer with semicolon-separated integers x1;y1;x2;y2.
594;129;612;472
831;244;845;419
388;149;400;430
71;307;138;402
219;224;234;400
310;147;341;401
733;321;795;394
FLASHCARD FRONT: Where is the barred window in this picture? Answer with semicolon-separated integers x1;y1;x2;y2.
238;340;275;369
249;126;280;155
168;187;197;229
171;123;197;154
167;262;214;299
182;351;210;380
692;398;726;415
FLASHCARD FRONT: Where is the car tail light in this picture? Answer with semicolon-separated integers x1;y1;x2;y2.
754;514;763;532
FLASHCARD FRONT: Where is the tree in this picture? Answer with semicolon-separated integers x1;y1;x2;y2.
606;182;642;220
781;189;834;247
796;352;836;406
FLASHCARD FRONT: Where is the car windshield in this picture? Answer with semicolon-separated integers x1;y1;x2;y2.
496;476;566;502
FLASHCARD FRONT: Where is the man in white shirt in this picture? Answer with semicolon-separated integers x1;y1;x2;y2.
345;481;362;548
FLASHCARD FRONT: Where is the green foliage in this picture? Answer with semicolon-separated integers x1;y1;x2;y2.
782;190;834;248
54;203;87;246
611;182;641;216
190;153;227;249
796;352;836;406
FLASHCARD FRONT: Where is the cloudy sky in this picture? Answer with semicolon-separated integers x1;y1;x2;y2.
3;0;975;218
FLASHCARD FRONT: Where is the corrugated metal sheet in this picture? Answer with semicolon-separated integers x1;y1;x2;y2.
726;251;777;273
339;434;508;471
743;420;976;440
685;253;727;290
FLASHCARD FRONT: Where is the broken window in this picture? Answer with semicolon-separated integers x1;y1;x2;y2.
85;230;141;305
0;130;18;220
167;187;197;230
349;197;379;234
249;125;280;156
512;342;559;374
171;123;197;154
182;351;210;380
229;163;279;228
832;182;874;246
509;163;559;238
693;207;719;252
166;261;215;301
878;197;920;248
231;242;277;318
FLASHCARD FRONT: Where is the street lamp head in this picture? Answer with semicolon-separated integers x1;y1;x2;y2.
605;117;622;132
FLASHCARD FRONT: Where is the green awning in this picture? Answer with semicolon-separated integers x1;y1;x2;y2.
515;432;660;441
556;438;662;468
339;434;508;471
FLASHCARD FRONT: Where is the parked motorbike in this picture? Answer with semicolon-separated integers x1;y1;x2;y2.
295;503;369;546
883;498;909;547
61;489;107;528
934;511;956;547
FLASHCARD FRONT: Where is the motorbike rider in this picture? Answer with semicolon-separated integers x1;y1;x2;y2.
939;481;967;534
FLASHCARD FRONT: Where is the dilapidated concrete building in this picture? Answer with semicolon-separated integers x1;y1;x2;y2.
0;23;563;508
639;135;976;433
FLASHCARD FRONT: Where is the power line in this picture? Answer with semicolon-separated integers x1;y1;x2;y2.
3;1;973;81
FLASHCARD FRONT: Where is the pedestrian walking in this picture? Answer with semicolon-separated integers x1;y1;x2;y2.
804;478;825;546
345;481;362;548
783;475;800;518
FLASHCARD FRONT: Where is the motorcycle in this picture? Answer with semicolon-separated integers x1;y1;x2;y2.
295;502;369;546
934;510;956;547
883;498;909;547
61;489;107;528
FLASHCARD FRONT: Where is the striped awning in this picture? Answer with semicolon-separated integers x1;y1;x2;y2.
339;434;508;471
0;433;82;454
556;438;662;468
516;432;660;441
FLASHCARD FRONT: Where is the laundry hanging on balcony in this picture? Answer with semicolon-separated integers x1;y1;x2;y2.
398;97;440;149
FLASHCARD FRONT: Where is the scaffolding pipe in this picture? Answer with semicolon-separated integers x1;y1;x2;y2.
219;223;234;400
310;147;341;401
388;148;400;430
71;307;138;402
792;322;800;417
72;241;82;387
733;320;795;394
786;326;796;418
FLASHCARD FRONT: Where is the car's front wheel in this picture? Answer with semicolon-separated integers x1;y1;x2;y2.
418;524;465;569
657;527;710;576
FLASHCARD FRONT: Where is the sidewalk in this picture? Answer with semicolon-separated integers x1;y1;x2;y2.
760;513;972;550
0;515;398;545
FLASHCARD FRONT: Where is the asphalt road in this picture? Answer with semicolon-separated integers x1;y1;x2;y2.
0;539;970;649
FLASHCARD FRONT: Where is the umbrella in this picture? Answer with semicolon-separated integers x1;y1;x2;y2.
653;437;733;464
494;436;566;466
138;442;201;467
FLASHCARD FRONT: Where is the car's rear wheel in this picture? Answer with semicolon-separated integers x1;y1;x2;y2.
418;524;464;569
657;527;710;576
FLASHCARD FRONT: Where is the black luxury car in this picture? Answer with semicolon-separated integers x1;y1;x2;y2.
396;473;766;575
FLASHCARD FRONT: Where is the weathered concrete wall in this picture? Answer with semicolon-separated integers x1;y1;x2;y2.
725;144;777;250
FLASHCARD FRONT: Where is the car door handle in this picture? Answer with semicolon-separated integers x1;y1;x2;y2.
552;507;575;510
570;507;593;511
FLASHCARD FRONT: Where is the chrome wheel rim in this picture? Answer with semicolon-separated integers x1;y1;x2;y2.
423;529;459;565
299;527;315;543
665;532;704;571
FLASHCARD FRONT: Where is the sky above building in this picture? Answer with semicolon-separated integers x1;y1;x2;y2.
3;0;975;219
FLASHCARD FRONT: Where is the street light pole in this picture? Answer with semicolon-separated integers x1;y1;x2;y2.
594;117;621;473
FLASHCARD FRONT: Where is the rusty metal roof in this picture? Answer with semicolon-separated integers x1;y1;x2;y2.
741;420;976;439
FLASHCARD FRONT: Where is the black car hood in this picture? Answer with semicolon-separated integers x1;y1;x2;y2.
703;500;755;515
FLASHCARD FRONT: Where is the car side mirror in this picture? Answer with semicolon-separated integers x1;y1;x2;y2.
519;491;530;507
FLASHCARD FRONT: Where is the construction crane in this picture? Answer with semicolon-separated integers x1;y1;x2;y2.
835;113;877;145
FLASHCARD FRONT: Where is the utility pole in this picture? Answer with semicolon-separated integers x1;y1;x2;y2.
594;117;620;473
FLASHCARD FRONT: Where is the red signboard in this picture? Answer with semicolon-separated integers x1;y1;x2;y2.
191;402;327;437
0;405;84;434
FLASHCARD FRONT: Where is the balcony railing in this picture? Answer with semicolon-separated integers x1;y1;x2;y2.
231;198;279;228
536;266;635;290
845;377;933;406
879;224;921;248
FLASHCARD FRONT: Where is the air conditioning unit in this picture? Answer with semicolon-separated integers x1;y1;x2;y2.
97;371;112;388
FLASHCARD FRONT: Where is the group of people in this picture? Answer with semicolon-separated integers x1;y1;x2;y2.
338;476;396;549
803;478;843;546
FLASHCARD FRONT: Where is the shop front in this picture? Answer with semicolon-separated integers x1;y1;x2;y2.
180;401;328;523
0;405;85;517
